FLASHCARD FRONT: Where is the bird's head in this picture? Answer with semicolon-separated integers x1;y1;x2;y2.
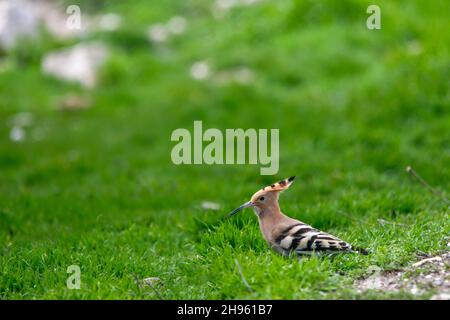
227;176;295;218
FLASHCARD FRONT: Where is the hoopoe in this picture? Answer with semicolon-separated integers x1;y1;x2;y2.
228;176;368;258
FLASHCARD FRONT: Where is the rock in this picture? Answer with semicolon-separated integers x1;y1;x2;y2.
0;0;89;50
201;201;221;211
430;293;450;300
166;16;187;35
9;126;25;142
0;0;38;49
7;112;35;143
42;42;109;88
147;16;187;44
142;277;162;287
355;254;450;296
147;24;169;43
190;61;211;80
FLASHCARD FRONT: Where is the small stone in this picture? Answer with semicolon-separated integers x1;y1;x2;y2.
147;24;169;43
142;277;161;286
430;293;450;300
201;201;221;211
0;0;38;49
42;42;109;88
410;286;420;295
9;126;25;142
190;61;210;80
433;279;443;286
166;16;187;35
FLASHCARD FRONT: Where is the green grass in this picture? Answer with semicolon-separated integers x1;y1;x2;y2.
0;0;449;299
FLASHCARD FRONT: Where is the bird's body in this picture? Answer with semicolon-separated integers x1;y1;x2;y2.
228;176;367;258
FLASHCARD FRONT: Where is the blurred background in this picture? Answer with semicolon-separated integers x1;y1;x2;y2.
0;0;449;299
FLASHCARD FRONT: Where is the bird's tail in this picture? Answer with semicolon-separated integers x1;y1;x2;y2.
352;247;370;255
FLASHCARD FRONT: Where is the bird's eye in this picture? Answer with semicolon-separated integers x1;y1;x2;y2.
259;196;265;201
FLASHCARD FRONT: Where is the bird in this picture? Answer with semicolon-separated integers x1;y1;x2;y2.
227;176;368;258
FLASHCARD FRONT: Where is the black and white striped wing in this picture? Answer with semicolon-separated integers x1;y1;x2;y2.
275;223;352;255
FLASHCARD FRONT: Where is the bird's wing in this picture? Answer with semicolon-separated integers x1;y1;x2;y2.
274;223;352;254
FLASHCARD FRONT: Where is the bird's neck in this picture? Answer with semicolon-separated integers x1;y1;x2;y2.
256;202;286;244
257;202;285;224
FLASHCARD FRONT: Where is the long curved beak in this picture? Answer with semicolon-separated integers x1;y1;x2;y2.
227;201;254;218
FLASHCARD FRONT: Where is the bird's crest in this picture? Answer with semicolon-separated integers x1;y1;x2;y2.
261;176;295;192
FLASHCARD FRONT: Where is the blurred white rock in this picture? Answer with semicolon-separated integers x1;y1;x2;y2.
166;16;187;35
0;0;89;50
0;0;38;49
201;201;221;211
97;13;122;32
190;61;211;80
431;293;450;300
147;16;187;44
9;126;25;142
143;277;161;284
42;42;109;88
8;112;35;143
147;24;169;43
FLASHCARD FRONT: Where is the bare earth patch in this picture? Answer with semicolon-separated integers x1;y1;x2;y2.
355;252;450;299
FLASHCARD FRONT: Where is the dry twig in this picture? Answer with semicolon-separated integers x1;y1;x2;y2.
406;166;450;205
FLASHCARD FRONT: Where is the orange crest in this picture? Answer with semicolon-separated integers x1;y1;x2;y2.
262;176;295;192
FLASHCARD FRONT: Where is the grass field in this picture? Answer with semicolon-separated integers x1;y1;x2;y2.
0;0;449;299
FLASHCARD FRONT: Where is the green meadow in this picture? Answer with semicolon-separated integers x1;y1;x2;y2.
0;0;449;299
